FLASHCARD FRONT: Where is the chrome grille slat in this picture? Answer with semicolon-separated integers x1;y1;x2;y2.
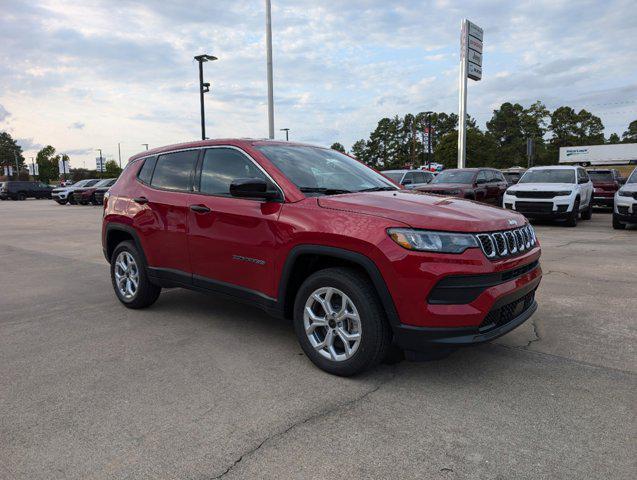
475;225;537;260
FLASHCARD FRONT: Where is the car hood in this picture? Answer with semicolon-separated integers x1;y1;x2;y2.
317;191;526;232
417;183;471;192
508;183;574;192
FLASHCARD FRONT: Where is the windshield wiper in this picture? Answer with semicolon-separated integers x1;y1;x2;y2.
357;186;397;192
299;187;352;195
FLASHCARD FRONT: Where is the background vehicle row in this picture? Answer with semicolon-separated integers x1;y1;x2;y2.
0;181;53;200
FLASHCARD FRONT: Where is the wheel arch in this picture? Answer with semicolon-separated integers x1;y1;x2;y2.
104;223;148;266
277;245;400;327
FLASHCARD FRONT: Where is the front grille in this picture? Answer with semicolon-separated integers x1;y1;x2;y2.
476;224;537;260
509;191;560;199
515;201;553;213
480;289;536;330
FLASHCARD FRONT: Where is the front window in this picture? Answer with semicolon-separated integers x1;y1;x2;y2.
627;169;637;184
519;169;575;184
432;170;476;184
256;145;396;195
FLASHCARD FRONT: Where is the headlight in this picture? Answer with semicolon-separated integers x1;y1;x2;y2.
555;191;572;196
388;228;478;253
618;190;632;197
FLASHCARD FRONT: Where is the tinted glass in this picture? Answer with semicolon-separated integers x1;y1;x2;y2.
413;172;426;183
381;171;405;183
626;169;637;184
137;156;157;184
200;148;267;195
519;169;575;184
402;172;414;184
151;151;197;191
476;171;488;183
256;145;396;194
588;171;614;182
432;170;476;184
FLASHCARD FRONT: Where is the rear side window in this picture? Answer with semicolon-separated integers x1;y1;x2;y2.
151;151;198;191
137;156;157;184
199;148;267;195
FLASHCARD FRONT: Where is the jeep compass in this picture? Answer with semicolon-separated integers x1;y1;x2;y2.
102;139;542;376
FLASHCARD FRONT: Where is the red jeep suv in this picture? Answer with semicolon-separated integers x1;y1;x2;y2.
102;139;542;376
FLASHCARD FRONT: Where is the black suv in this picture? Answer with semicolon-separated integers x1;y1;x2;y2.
0;181;53;200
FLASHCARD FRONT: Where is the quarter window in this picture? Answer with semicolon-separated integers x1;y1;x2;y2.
137;156;157;184
151;151;198;191
199;148;267;195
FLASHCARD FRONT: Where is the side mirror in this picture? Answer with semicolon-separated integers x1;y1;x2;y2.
230;178;280;200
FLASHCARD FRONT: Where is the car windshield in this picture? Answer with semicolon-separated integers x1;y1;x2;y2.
504;172;521;181
588;172;613;182
519;169;575;184
627;170;637;184
256;145;397;194
381;171;405;183
431;170;475;184
95;179;114;187
72;180;91;187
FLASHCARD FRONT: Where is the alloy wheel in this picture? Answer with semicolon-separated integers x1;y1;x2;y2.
303;287;362;362
114;251;139;300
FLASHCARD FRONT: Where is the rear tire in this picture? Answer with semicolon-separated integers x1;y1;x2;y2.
293;267;391;376
565;198;580;227
110;240;161;309
613;215;625;230
17;192;26;201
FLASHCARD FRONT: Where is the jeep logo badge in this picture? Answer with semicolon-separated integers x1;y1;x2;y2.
508;219;518;226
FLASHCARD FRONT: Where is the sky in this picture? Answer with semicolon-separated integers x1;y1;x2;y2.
1;0;636;169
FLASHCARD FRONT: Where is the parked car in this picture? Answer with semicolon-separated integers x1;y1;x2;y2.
502;167;527;186
102;139;541;376
381;169;434;189
503;166;593;227
417;168;508;205
0;181;53;200
52;179;100;204
94;179;118;205
72;178;117;205
587;168;623;208
613;167;637;229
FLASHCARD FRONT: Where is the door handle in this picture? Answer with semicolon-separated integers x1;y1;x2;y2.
190;205;211;213
133;196;148;204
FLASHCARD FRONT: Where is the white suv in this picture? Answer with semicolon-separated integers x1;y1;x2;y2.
503;166;594;227
51;178;99;205
613;167;637;230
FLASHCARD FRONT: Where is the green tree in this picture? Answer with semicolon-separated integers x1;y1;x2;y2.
104;160;122;177
0;131;25;178
350;139;369;163
547;107;605;164
330;142;346;153
608;133;621;144
434;128;498;169
35;145;60;184
622;120;637;142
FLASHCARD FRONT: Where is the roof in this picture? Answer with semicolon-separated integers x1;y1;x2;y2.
527;165;578;170
128;138;329;162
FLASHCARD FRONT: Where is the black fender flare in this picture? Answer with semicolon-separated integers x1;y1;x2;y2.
103;223;148;266
277;244;401;327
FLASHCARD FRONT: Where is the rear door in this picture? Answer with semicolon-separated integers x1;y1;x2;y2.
131;150;198;276
186;147;283;299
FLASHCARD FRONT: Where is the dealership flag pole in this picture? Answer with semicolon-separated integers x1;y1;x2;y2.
458;19;483;168
265;0;275;139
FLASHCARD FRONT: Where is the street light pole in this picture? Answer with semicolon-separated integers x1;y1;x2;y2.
265;0;275;139
141;143;149;151
194;54;217;141
118;142;122;168
280;128;289;141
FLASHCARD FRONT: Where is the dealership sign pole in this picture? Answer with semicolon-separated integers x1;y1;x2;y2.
458;19;483;168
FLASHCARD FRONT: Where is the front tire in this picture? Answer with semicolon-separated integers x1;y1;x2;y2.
110;240;161;309
613;215;625;230
581;200;592;220
293;267;391;376
565;198;580;227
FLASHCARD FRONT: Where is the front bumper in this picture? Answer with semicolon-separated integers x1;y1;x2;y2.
503;194;574;218
592;195;614;207
393;274;540;350
614;199;637;223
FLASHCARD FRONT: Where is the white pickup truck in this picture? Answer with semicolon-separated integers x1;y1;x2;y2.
503;166;594;227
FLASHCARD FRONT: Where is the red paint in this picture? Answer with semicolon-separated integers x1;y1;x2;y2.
103;139;541;330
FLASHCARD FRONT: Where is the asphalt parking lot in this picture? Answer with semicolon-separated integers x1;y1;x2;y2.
1;200;635;479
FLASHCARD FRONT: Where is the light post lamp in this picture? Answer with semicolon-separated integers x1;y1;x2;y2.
141;143;149;151
280;128;290;141
194;54;218;140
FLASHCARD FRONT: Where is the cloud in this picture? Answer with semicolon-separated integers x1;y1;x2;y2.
60;147;93;156
0;0;635;161
16;138;43;151
0;104;10;122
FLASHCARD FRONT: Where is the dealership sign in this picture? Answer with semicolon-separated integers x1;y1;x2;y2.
461;20;483;81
